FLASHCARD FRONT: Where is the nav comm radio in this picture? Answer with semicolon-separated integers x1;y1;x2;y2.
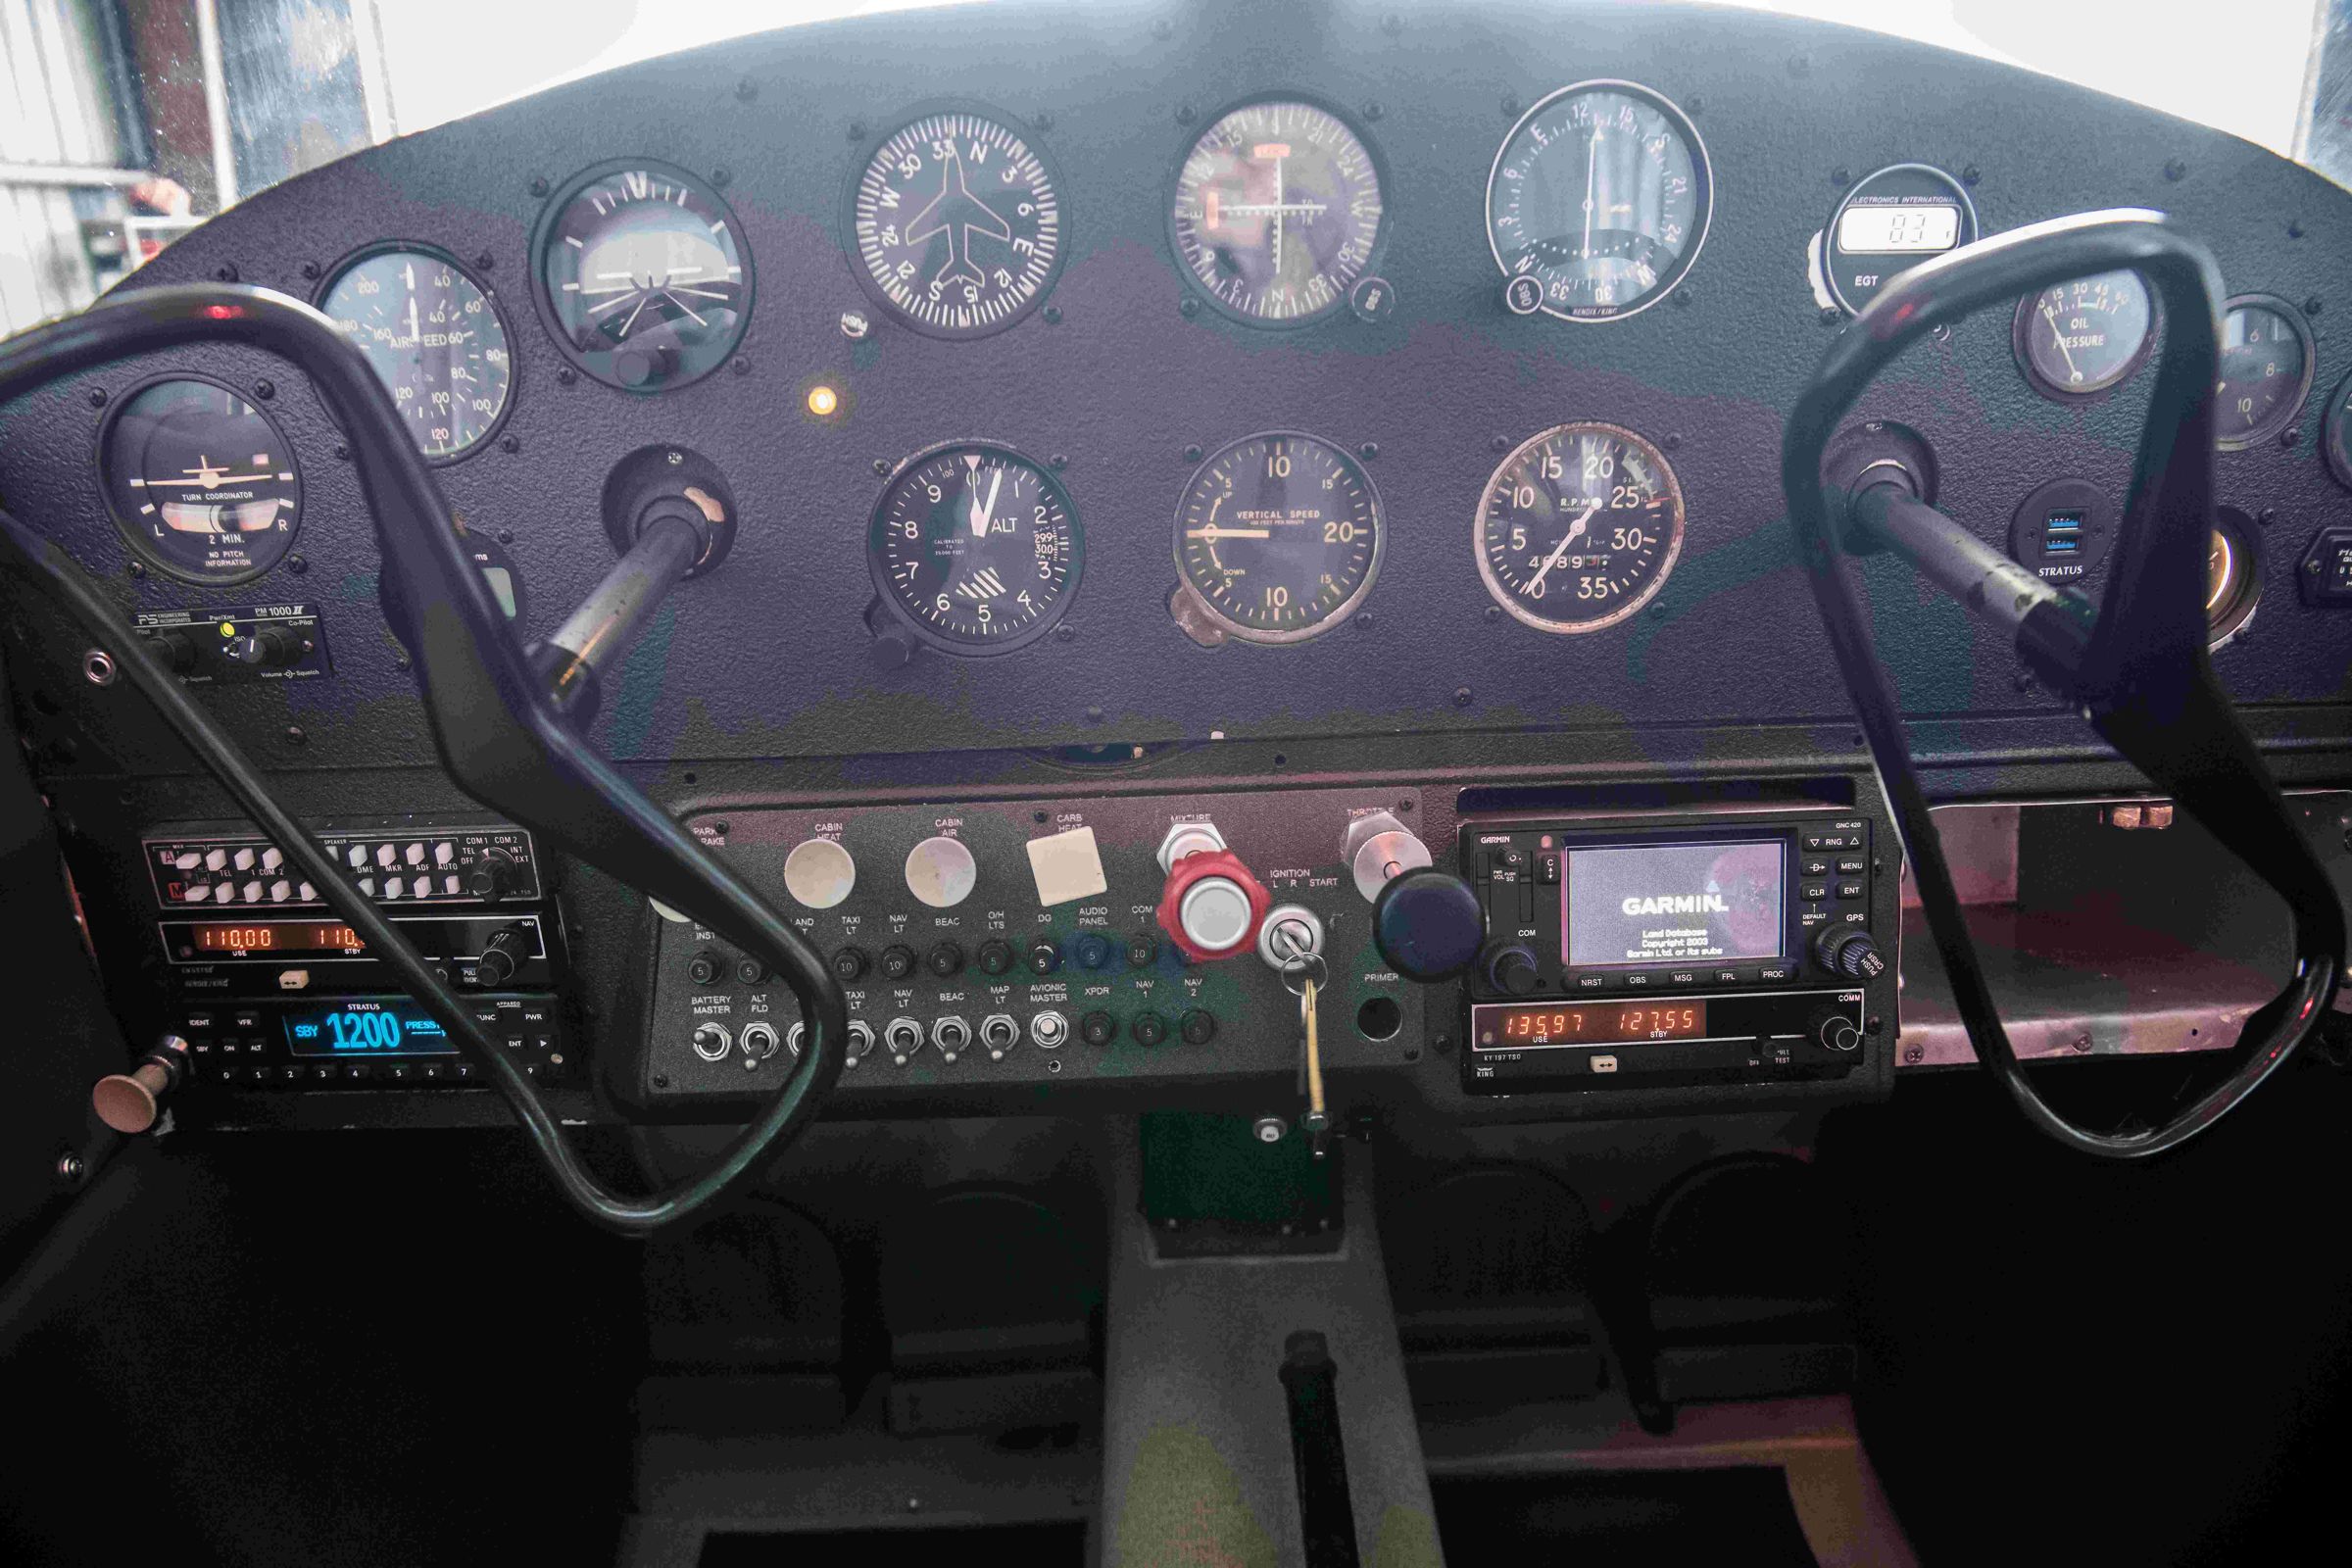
1457;810;1894;1094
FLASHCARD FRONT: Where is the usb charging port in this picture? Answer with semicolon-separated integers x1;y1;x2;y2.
2043;535;2081;553
2044;510;2085;533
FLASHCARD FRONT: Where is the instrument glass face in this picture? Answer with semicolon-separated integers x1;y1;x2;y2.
852;110;1063;338
1486;80;1711;321
533;161;752;392
2215;296;2313;450
1169;99;1386;325
1474;422;1686;633
868;442;1083;654
97;376;303;584
2014;270;2155;399
319;246;514;459
1173;432;1383;643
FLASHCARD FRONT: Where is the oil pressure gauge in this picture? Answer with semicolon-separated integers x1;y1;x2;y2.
2014;270;2156;400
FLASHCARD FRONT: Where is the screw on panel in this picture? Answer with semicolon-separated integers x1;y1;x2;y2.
284;725;307;745
1182;444;1202;462
1662;432;1683;451
710;169;730;189
528;175;550;197
1050;454;1068;470
1820;305;1843;325
1501;95;1520;119
1483;605;1500;622
1903;1045;1925;1064
299;260;321;280
731;355;752;376
1042;304;1062;324
1253;1116;1286;1144
1179;297;1200;318
873;458;892;475
1354;612;1373;630
1451;687;1472;708
55;1152;84;1186
1674;286;1693;308
1359;442;1379;460
2306;296;2325;317
1034;111;1054;132
1176;103;1197;125
252;379;275;401
1830;167;1850;187
556;367;576;386
285;553;307;574
840;311;872;341
475;252;495;270
735;76;757;102
1362;101;1384;122
127;561;144;580
502;435;520;454
2281;426;2301;448
213;263;238;282
1960;164;1981;186
86;387;106;409
2288;219;2305;238
1084;706;1104;725
1054;625;1075;643
2163;158;2187;181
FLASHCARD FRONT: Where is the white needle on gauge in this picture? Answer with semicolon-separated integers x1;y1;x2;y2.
1581;126;1601;259
2040;304;2081;379
968;468;1002;537
1529;501;1600;594
407;294;420;349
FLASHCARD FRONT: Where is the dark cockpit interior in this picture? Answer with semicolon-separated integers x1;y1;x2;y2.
0;1;2348;1562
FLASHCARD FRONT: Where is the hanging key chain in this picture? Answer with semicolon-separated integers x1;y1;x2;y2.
1282;952;1332;1160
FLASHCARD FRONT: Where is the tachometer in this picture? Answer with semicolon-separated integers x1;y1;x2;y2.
1475;422;1684;633
1168;97;1387;326
850;108;1063;339
2014;270;2155;400
531;159;751;392
1486;80;1711;322
1173;432;1382;644
318;244;514;460
868;441;1082;655
98;375;302;585
2215;294;2313;451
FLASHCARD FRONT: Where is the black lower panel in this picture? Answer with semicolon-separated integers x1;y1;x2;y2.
701;1523;1086;1566
1825;1059;2352;1566
1431;1469;1816;1564
0;1130;640;1567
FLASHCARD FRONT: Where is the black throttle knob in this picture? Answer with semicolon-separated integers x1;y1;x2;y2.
1370;868;1486;982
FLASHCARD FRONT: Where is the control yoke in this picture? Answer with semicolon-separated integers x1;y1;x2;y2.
1781;209;2343;1157
0;284;847;1234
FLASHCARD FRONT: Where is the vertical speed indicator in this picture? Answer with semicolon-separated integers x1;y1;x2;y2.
1475;422;1685;633
1173;432;1383;643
